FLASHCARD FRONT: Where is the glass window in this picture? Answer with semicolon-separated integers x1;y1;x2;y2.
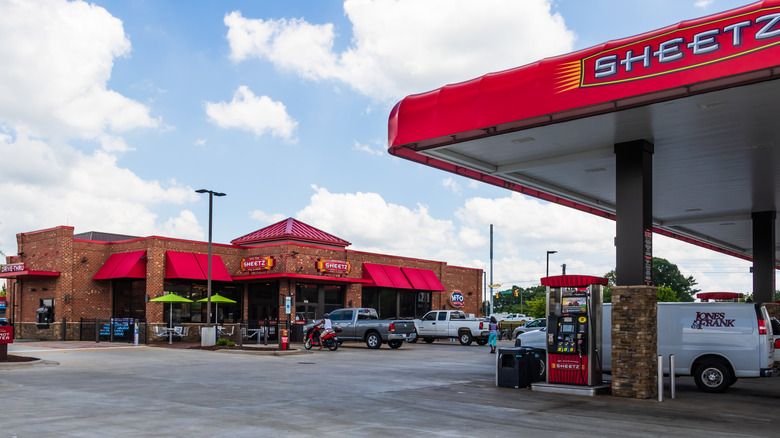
328;310;344;321
437;312;447;321
422;312;436;321
341;310;354;322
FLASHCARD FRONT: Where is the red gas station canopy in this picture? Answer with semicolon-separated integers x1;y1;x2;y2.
389;0;780;265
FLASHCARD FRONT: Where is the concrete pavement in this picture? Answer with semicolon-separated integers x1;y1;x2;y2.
1;338;778;437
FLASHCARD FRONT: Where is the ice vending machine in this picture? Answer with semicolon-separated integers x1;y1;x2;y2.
542;275;607;387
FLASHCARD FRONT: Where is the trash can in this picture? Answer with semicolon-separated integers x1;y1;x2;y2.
291;323;304;343
496;347;540;388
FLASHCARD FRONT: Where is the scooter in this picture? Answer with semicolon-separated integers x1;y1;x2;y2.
304;326;342;351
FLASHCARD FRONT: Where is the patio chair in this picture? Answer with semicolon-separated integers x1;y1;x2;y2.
153;326;167;338
178;326;189;337
218;326;234;337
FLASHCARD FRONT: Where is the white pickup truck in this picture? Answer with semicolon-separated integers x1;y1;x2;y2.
413;310;490;346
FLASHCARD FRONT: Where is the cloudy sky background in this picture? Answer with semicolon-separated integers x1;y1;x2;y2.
0;0;762;296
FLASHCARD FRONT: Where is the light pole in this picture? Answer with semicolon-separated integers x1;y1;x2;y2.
546;250;557;277
196;189;225;326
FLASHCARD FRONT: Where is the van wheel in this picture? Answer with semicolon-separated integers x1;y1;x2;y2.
459;332;473;346
476;339;488;346
388;340;403;349
694;361;731;393
423;337;435;344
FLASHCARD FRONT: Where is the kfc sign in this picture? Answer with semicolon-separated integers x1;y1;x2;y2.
240;256;275;272
316;259;351;275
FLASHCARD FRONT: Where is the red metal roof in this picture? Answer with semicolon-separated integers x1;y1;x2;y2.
231;218;351;247
93;250;146;280
541;275;609;287
696;292;744;300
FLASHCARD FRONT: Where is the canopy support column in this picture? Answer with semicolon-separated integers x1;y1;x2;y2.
615;140;654;286
752;211;775;303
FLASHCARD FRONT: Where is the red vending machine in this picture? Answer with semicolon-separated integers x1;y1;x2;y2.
543;275;607;387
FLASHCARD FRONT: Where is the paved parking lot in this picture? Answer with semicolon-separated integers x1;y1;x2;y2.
1;339;778;437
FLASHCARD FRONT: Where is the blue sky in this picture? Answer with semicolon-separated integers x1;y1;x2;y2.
0;0;762;294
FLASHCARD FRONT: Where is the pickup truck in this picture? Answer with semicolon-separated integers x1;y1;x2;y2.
413;310;490;346
302;308;416;349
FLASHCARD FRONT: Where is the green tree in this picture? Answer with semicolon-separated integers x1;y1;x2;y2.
604;258;698;302
525;297;546;318
652;258;698;301
657;286;679;302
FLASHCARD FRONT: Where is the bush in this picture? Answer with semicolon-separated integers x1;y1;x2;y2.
216;338;235;347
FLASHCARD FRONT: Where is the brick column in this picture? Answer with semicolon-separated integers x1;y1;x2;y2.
611;285;657;399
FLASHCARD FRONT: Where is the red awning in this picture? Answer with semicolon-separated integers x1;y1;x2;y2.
417;269;446;291
165;251;232;282
541;275;609;287
401;267;428;289
362;263;395;288
363;263;445;290
93;250;146;280
402;267;447;291
383;265;412;289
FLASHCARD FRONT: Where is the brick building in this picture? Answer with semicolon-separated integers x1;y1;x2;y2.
0;218;483;341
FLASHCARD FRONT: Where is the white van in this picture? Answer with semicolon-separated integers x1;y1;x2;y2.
517;302;775;393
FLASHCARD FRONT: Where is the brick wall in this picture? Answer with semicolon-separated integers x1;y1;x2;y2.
7;227;483;340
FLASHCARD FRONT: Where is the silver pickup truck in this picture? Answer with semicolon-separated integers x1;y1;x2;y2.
303;308;416;349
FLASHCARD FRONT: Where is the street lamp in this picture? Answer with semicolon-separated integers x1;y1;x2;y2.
196;188;226;327
546;250;557;277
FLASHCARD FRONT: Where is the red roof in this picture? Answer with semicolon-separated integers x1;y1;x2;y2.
231;218;350;247
541;275;609;287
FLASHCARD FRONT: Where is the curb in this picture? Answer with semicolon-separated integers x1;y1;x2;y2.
0;359;59;370
213;348;309;356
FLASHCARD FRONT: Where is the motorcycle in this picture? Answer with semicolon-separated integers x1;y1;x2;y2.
304;326;342;351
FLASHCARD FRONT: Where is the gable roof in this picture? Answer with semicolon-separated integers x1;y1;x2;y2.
231;217;351;248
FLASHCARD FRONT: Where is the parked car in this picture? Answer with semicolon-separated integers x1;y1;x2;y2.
512;318;546;339
302;308;416;349
413;310;489;346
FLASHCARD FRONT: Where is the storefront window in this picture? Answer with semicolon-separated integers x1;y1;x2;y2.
295;283;343;319
248;282;277;321
113;280;146;320
162;281;241;324
362;288;431;319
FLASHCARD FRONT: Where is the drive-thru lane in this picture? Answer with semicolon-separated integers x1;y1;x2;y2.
1;339;777;437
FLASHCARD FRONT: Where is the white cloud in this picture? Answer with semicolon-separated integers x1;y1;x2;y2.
0;131;202;252
441;177;461;194
249;210;288;224
225;0;576;102
194;138;207;146
0;0;159;143
353;139;385;156
205;85;298;140
694;0;715;8
296;185;459;260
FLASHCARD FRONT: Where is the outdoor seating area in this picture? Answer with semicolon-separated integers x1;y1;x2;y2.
153;325;189;339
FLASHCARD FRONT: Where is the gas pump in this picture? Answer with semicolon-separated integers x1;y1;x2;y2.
542;275;607;387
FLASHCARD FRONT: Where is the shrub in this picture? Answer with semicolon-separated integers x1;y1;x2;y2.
216;338;235;347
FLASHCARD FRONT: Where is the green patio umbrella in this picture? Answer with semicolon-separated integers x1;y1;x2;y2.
197;293;237;324
150;293;194;344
